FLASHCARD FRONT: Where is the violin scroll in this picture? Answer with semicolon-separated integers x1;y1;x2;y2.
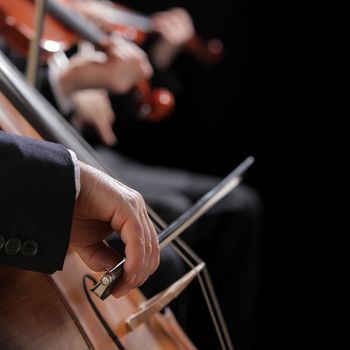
136;80;175;122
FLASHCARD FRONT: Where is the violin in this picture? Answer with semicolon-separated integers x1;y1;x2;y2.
0;51;196;350
68;0;223;66
0;0;175;121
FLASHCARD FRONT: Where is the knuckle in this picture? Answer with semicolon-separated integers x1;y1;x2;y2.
137;231;145;246
131;55;142;66
131;225;144;246
127;191;139;204
146;240;152;255
133;191;145;206
137;50;147;60
154;242;160;256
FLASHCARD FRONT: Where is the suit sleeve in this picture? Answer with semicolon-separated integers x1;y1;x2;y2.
0;131;76;273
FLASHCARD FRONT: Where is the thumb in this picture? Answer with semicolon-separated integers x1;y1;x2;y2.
75;241;121;272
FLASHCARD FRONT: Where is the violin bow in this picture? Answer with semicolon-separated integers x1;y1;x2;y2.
26;0;46;86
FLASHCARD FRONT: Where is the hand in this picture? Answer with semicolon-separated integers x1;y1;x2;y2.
58;38;153;95
71;89;117;145
70;161;160;298
152;8;195;47
150;8;195;69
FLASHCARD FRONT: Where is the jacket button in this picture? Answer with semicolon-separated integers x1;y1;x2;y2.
21;240;39;257
4;238;22;255
0;235;5;250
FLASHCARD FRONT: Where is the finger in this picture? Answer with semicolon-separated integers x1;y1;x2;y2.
113;217;146;297
151;11;167;27
75;241;121;272
134;209;154;285
140;58;153;79
158;20;179;44
132;209;159;288
95;96;115;123
172;14;189;39
108;42;129;62
103;105;116;124
127;45;153;79
93;116;117;145
99;91;116;122
153;18;172;38
139;208;159;284
146;210;160;275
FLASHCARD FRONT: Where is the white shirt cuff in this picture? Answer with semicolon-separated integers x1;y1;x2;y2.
68;150;81;199
48;62;74;116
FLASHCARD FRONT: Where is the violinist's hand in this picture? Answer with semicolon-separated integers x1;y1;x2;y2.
58;38;153;95
152;8;195;46
151;8;195;69
70;161;160;298
71;89;117;146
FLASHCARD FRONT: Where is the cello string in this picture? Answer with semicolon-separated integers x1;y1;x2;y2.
83;275;126;350
172;239;234;350
143;194;234;349
169;242;227;350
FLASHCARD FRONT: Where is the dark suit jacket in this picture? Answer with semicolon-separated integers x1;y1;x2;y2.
0;131;76;273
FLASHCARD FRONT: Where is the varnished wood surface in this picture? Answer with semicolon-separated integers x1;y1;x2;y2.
0;268;90;350
0;0;76;61
52;249;187;349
